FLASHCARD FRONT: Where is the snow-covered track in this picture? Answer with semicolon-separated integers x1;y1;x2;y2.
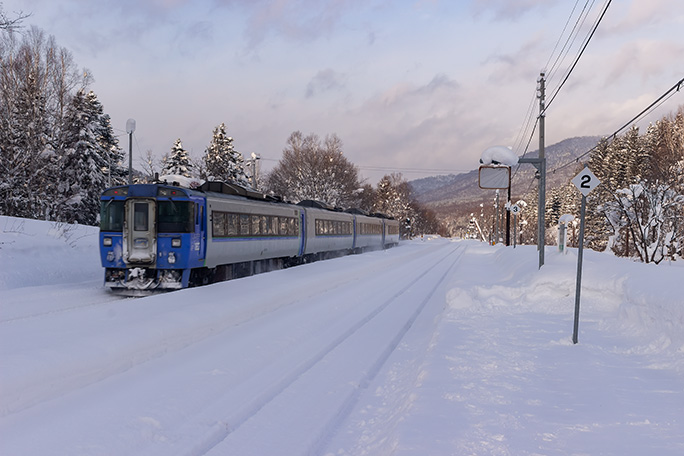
0;283;126;324
169;242;465;456
0;240;463;455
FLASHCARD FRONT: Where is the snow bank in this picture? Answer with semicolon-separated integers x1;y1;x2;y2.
0;216;101;290
445;242;684;372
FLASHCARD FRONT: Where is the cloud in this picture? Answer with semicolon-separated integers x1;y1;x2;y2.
604;40;684;85
306;68;347;98
483;34;545;83
609;0;683;32
335;73;487;175
471;0;558;21
217;0;370;49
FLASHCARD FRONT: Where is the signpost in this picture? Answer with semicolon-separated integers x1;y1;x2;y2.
510;204;520;248
570;166;600;344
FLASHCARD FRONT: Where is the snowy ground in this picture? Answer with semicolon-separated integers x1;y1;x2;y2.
1;215;683;456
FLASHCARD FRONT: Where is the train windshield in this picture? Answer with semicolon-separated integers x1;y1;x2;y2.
158;200;194;233
100;200;125;231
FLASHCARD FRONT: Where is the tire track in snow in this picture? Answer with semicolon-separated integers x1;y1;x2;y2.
178;242;465;456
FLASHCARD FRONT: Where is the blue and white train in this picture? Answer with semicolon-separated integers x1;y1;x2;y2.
99;181;400;293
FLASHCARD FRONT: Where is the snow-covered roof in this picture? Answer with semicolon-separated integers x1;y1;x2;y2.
158;174;205;189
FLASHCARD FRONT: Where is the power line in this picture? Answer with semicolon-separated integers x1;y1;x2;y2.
544;0;611;112
259;156;472;176
549;76;684;174
510;1;592;163
545;0;590;83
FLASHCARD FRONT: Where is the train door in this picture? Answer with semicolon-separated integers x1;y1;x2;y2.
298;211;306;256
124;199;157;264
196;201;206;262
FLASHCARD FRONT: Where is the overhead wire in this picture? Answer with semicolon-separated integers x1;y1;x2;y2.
544;0;588;75
544;0;612;113
545;0;596;87
510;0;593;177
548;76;684;174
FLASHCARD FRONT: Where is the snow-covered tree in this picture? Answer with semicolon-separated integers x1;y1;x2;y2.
0;27;89;221
202;123;249;187
587;107;684;262
375;174;410;218
161;139;193;178
266;131;361;208
0;66;53;219
373;173;444;238
56;90;121;225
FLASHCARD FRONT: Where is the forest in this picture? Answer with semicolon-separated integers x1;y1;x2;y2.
517;107;684;264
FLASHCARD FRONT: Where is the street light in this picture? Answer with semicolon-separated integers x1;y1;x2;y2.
126;118;136;185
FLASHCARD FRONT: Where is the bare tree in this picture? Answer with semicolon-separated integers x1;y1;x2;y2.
138;149;162;182
266;131;362;208
0;4;30;31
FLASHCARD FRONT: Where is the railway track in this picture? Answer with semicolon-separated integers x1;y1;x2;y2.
1;240;466;456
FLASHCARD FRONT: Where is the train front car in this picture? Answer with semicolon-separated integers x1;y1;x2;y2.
99;184;206;294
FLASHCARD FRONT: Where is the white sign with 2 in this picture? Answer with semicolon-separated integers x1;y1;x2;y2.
572;167;600;197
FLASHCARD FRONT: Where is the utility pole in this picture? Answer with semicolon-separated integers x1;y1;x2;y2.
537;72;546;268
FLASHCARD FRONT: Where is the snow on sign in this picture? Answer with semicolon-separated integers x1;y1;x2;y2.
571;167;600;197
478;165;510;189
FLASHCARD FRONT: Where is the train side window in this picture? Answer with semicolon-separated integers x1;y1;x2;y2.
213;212;226;237
239;214;250;236
251;215;261;235
227;213;238;236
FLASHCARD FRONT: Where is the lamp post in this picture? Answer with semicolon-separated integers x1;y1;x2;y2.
126;118;136;185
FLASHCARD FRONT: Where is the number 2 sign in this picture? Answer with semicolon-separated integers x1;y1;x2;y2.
572;167;600;197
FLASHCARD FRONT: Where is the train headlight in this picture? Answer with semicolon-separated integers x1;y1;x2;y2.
103;237;112;246
172;238;182;247
106;251;115;262
168;252;176;264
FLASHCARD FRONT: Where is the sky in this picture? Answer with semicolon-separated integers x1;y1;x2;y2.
3;0;684;183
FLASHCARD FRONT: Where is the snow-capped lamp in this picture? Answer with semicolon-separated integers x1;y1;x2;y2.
478;146;517;190
479;145;518;247
479;145;518;166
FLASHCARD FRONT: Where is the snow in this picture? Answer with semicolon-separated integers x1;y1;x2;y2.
480;145;519;166
1;215;683;455
158;174;205;189
559;213;575;224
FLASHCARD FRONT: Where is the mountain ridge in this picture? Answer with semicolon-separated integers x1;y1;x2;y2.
410;136;601;206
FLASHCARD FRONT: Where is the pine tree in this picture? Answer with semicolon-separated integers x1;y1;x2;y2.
56;90;117;225
161;139;193;178
203;123;249;187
